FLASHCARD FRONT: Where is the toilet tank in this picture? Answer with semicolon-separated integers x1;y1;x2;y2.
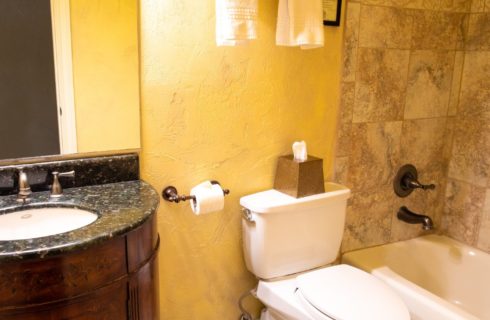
240;183;350;279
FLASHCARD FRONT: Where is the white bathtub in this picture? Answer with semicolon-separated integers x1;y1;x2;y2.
342;235;489;320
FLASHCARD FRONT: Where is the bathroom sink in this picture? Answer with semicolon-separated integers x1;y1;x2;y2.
0;207;98;241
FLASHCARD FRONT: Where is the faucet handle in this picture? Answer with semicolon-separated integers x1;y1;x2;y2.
17;169;31;192
50;170;75;198
56;170;75;178
403;176;435;191
394;164;436;197
17;169;32;203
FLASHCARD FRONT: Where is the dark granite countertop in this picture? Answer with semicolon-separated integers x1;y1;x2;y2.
0;180;159;262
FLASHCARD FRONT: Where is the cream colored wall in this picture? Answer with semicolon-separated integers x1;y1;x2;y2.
70;0;140;153
140;0;344;318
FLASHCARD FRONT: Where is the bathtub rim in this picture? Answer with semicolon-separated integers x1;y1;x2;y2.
341;235;482;320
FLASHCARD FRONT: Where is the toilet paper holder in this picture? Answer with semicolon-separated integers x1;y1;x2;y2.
162;181;230;203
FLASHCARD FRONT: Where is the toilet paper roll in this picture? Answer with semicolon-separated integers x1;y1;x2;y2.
190;181;225;215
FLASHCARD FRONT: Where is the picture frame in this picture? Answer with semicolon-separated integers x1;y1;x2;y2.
323;0;342;27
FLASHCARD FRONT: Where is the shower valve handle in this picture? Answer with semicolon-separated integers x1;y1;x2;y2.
402;175;435;190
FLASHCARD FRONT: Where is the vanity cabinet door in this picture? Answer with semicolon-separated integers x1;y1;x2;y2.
0;216;159;320
0;237;127;307
0;280;128;320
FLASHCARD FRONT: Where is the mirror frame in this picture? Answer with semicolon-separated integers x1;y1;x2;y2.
0;148;140;167
51;0;78;154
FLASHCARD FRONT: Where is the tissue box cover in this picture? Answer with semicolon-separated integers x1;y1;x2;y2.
273;155;325;198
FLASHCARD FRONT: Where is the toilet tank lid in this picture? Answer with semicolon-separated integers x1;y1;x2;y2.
296;265;410;320
239;183;350;214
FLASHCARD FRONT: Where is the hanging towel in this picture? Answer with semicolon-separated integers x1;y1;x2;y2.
276;0;324;49
216;0;258;46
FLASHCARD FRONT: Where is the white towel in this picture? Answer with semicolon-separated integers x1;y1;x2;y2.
276;0;324;49
216;0;258;46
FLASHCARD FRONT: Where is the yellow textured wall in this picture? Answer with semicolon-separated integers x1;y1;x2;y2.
70;0;140;153
139;0;344;318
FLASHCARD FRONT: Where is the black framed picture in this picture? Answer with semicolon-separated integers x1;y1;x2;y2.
323;0;342;27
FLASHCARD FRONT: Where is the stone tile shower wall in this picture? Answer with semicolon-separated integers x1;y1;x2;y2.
333;0;482;253
443;3;490;251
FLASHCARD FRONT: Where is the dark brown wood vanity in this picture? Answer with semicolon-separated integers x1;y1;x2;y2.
0;154;160;319
0;215;159;320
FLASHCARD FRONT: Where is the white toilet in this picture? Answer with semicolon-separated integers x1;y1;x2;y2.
240;183;410;320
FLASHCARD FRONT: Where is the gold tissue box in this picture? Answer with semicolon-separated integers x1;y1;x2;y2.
273;155;325;198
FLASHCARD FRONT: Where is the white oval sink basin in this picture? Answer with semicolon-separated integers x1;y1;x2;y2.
0;207;98;241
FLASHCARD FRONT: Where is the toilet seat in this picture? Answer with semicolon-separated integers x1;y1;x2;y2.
295;265;410;320
256;265;410;320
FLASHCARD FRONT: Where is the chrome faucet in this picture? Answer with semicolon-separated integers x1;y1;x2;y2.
17;169;31;203
397;206;434;230
50;170;75;198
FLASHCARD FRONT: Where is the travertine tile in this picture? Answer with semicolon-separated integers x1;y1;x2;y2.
341;188;394;252
448;116;490;186
348;121;402;192
333;156;350;186
465;13;490;50
443;179;486;245
336;122;352;158
471;0;486;12
404;50;455;119
342;2;361;82
338;0;488;254
360;0;422;8
456;52;490;188
422;0;472;12
448;52;465;116
477;189;490;252
361;0;471;11
336;82;355;157
486;0;490;11
400;118;448;172
458;51;490;117
354;48;409;122
340;82;355;122
443;117;455;163
411;11;467;50
359;5;413;49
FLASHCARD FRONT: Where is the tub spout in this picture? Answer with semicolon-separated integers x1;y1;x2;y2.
397;206;434;230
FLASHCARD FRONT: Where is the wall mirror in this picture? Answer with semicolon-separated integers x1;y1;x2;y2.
0;0;140;163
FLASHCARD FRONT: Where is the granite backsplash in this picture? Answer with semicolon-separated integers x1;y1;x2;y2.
0;153;139;196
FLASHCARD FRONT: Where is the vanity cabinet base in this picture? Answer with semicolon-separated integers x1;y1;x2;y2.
0;216;159;320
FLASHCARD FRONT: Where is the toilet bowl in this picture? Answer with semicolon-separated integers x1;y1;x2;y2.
256;265;409;320
240;183;410;320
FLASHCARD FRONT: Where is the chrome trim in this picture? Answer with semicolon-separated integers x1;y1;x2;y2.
241;208;254;222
